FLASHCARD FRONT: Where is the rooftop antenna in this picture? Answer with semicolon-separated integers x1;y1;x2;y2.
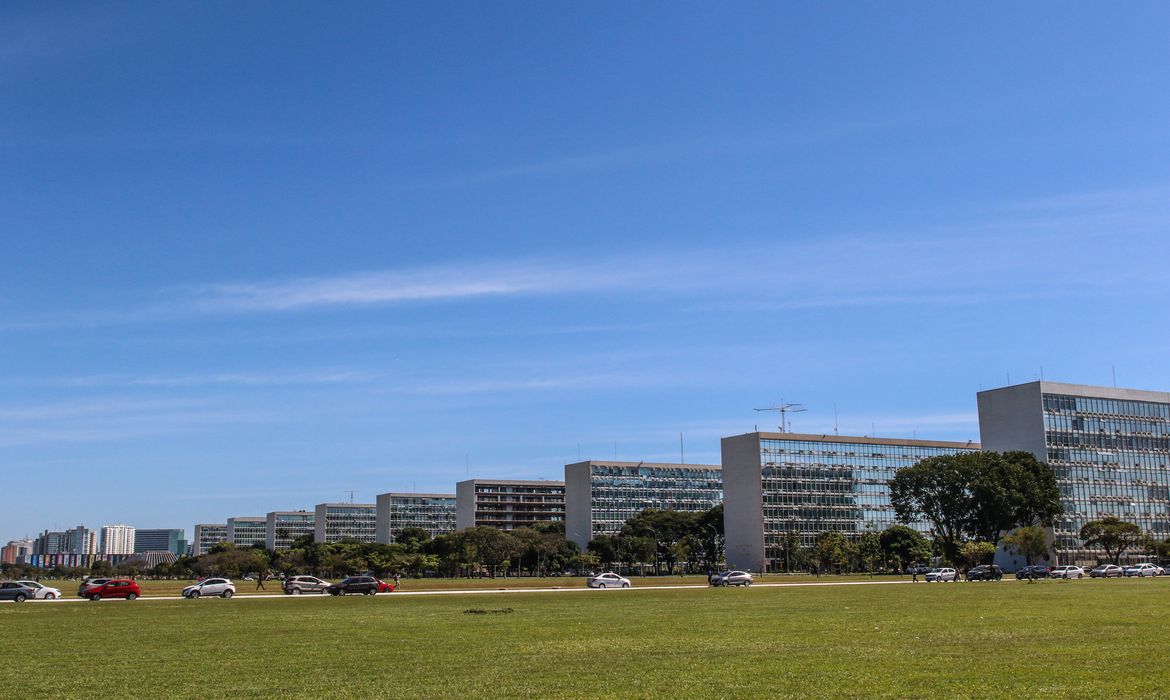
345;490;355;503
754;399;806;433
1040;365;1044;381
833;403;839;436
680;432;685;464
1112;366;1117;388
465;453;469;478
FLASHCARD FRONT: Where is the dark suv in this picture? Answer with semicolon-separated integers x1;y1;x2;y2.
965;565;1003;581
1015;565;1051;580
326;576;380;596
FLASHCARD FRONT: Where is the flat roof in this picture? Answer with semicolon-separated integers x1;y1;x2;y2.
566;460;720;471
979;380;1170;403
316;503;375;508
458;479;565;487
726;431;980;450
379;492;456;499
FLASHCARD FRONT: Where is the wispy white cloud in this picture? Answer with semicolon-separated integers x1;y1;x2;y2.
25;369;379;389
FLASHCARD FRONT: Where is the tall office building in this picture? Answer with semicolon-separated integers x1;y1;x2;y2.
134;528;186;554
2;539;34;564
192;524;228;556
99;525;136;555
65;525;98;555
314;503;377;544
722;432;980;572
564;461;723;548
34;530;69;556
375;493;456;544
456;479;566;531
265;511;315;550
978;381;1170;565
227;517;268;548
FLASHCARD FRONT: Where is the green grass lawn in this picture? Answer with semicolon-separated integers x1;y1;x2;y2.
2;578;1165;698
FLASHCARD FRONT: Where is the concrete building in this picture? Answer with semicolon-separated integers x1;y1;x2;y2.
722;432;980;572
65;526;98;555
314;503;377;544
265;511;315;550
564;461;723;549
2;539;34;564
99;525;136;556
375;493;456;544
192;524;228;556
456;479;566;531
134;528;186;554
227;517;268;548
978;381;1170;565
34;530;69;556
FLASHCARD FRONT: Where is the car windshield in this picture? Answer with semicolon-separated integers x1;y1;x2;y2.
928;568;942;573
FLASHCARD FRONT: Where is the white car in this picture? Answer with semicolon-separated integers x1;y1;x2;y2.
586;572;631;589
15;581;62;600
183;578;236;598
1123;563;1162;578
1050;566;1085;579
924;567;959;582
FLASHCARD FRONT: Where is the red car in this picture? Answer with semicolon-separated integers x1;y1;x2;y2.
86;579;141;601
376;579;395;593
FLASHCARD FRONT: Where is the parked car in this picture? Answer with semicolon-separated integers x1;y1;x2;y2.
15;581;62;599
1050;565;1085;579
78;577;112;598
1124;563;1161;578
85;579;141;601
709;570;754;587
183;578;236;599
282;575;330;595
586;572;631;589
965;565;1003;581
326;576;380;596
0;581;36;603
1090;564;1124;578
924;567;959;582
1015;565;1051;580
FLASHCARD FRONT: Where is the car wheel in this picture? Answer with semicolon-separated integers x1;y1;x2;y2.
45;593;56;600
622;582;630;588
222;590;233;598
1077;573;1083;579
90;594;101;601
14;593;26;603
746;580;752;587
290;588;301;595
127;593;137;600
190;590;200;598
597;583;606;589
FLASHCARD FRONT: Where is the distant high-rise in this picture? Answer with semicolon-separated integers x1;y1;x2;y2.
100;524;136;555
134;528;186;554
375;493;456;544
978;381;1170;565
314;503;376;544
265;511;315;550
192;524;228;556
456;479;566;532
227;517;267;548
65;525;98;555
34;530;69;556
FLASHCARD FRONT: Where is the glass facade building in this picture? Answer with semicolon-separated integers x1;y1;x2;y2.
227;517;268;548
456;479;566;531
723;432;980;571
314;503;377;543
375;493;456;544
134;528;186;554
265;512;315;550
565;461;723;548
979;381;1170;564
192;524;228;556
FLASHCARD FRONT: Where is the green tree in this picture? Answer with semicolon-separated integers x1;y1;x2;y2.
587;535;620;567
89;559;114;577
620;509;700;575
813;531;848;574
395;528;431;553
879;525;931;573
959;540;997;568
1002;525;1049;565
1080;517;1142;565
856;531;883;572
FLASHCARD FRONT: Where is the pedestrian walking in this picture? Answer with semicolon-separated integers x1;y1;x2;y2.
256;573;266;591
393;572;401;588
911;568;919;583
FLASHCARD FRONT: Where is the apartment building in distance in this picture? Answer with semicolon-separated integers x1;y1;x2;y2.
565;461;723;548
722;431;980;572
375;493;456;544
34;530;69;556
99;525;136;556
65;525;98;555
2;539;34;564
456;479;566;532
134;528;186;554
314;503;376;544
227;517;268;548
266;511;315;550
192;524;228;556
978;381;1170;565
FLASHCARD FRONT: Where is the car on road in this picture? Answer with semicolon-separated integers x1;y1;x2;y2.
183;578;236;599
1015;565;1051;580
1123;563;1161;577
0;581;36;603
924;567;959;582
1050;565;1085;579
326;576;380;596
282;575;331;595
78;577;112;598
376;579;395;593
586;572;631;589
85;579;141;601
709;570;754;587
1090;564;1124;578
964;565;1003;581
15;581;62;599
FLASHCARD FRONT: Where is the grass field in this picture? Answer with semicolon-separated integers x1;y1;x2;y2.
2;577;1166;698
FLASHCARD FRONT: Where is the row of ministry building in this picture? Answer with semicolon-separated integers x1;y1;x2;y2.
177;380;1170;570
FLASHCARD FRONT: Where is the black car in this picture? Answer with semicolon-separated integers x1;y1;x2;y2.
326;576;380;596
965;565;1003;581
1015;565;1051;580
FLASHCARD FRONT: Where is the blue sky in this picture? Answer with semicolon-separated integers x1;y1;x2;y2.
3;3;1170;542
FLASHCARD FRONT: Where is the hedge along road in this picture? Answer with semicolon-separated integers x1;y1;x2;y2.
1;577;928;604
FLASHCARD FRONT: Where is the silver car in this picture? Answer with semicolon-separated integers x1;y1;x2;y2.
924;567;959;582
282;575;331;594
586;572;631;589
1123;563;1161;577
183;578;236;599
710;570;754;587
1050;566;1085;579
15;581;62;599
